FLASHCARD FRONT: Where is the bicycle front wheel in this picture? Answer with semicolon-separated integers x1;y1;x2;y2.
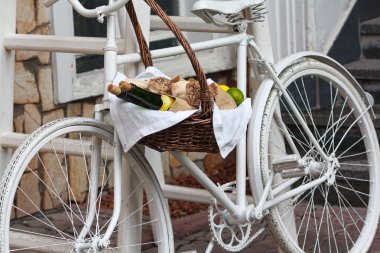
0;117;174;252
259;60;380;252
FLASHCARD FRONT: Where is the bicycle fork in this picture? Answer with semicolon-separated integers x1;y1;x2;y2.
73;108;123;252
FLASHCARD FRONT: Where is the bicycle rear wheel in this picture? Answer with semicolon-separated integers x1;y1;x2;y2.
258;60;380;252
0;117;174;252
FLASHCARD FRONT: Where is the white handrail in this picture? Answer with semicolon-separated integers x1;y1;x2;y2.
43;0;60;7
44;0;130;18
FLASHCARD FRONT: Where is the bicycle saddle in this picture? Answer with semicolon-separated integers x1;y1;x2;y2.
192;0;266;27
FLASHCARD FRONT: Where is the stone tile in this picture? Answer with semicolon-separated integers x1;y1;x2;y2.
38;66;56;112
67;103;82;117
15;50;38;62
13;113;24;133
16;0;36;34
42;108;64;124
68;155;89;203
36;0;50;26
82;103;95;118
41;153;68;210
16;171;41;218
24;104;41;134
14;62;40;104
36;26;51;65
28;156;39;171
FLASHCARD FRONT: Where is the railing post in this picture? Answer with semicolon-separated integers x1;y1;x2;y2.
0;1;16;176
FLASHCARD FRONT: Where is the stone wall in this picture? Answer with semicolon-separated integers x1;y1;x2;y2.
14;0;98;136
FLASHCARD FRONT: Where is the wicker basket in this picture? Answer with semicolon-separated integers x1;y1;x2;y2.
125;0;219;153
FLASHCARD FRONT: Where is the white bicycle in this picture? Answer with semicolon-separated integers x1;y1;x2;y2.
1;0;379;252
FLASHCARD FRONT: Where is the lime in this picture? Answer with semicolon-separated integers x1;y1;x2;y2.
160;95;175;111
218;84;230;92
227;87;245;105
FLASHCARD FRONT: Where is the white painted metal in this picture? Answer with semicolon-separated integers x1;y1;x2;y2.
247;78;272;204
44;0;60;8
192;0;264;19
235;37;248;212
100;134;123;247
171;151;243;220
247;0;274;204
263;176;327;211
63;0;130;19
271;177;300;197
162;185;212;204
0;0;16;176
0;132;27;149
117;33;245;64
150;16;230;33
4;34;127;54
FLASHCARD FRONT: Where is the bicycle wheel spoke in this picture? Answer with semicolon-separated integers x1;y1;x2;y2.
260;61;379;252
25;165;87;226
333;106;371;154
14;188;74;240
2;119;172;252
280;97;313;149
39;142;84;237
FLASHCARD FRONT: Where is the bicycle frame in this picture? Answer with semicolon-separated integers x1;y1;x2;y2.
111;25;334;227
54;0;371;247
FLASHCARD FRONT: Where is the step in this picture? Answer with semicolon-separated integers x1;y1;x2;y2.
361;17;380;35
345;58;380;79
362;39;380;59
360;80;380;101
360;17;380;59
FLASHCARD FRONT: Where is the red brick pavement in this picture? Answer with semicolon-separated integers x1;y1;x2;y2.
171;206;380;253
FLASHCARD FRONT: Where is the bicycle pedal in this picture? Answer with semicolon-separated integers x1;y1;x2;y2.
281;168;306;179
272;154;302;173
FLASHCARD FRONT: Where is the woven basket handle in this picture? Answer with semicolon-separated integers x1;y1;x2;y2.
125;0;211;111
125;1;153;68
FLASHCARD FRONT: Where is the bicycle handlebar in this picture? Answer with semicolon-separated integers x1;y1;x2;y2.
44;0;130;18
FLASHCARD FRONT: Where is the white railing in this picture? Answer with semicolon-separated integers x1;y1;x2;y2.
0;0;357;177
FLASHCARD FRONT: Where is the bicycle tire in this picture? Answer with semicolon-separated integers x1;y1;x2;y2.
258;60;380;252
0;117;174;253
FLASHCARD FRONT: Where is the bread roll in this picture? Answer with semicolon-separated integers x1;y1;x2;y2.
171;80;187;100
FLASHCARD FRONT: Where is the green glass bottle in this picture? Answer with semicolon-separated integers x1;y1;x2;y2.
107;84;148;108
119;81;163;110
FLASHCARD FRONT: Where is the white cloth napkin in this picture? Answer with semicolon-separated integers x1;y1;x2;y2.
110;67;252;158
